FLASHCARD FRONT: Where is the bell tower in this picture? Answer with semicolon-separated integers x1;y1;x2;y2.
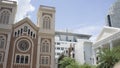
0;0;17;25
37;5;55;34
0;1;17;68
37;5;55;68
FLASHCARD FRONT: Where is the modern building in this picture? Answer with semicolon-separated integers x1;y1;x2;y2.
54;31;93;68
106;0;120;28
75;39;93;65
0;0;55;68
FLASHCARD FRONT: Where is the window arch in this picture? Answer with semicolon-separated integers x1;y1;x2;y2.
41;39;50;53
0;35;6;49
0;10;11;24
43;16;51;29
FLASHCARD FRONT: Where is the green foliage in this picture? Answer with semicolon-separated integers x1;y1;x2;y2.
80;64;96;68
59;57;96;68
59;57;76;68
97;46;120;68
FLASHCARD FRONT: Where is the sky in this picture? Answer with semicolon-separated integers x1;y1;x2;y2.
11;0;115;41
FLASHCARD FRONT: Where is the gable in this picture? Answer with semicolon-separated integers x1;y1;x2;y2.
13;18;39;38
96;26;120;41
14;17;38;30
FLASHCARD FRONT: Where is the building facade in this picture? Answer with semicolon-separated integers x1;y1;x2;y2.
93;0;120;65
0;0;55;68
54;31;93;68
106;0;120;28
93;27;120;65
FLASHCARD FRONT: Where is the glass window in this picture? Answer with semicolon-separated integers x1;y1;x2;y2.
57;42;60;45
18;40;29;51
21;56;24;63
57;53;60;55
57;47;60;50
61;47;64;50
43;16;51;29
0;36;5;49
25;56;28;64
41;56;49;65
15;55;29;64
16;55;20;63
41;39;50;53
0;10;10;24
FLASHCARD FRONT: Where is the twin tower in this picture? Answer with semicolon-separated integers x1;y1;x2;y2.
0;0;55;68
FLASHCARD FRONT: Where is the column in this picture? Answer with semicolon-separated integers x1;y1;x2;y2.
36;36;41;68
109;40;113;50
3;33;11;68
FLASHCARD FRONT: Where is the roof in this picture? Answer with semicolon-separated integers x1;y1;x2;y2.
13;17;39;30
96;26;120;41
55;31;92;39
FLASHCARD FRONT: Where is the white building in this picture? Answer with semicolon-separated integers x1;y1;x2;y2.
93;0;120;65
106;0;120;28
93;26;120;65
75;39;93;65
54;31;93;68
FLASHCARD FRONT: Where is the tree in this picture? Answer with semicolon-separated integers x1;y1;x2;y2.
97;46;120;68
59;57;77;68
59;57;96;68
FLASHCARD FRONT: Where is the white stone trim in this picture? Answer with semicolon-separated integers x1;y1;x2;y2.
36;36;41;68
11;36;34;68
3;33;11;68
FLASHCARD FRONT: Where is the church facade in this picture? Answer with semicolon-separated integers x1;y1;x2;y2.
0;0;55;68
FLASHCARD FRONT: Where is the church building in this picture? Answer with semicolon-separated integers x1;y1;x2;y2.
0;0;55;68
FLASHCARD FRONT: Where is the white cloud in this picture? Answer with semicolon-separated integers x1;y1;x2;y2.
73;25;103;41
11;0;35;22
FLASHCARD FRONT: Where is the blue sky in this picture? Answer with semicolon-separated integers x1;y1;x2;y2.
14;0;115;41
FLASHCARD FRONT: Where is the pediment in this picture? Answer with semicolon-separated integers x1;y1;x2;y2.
96;26;120;41
14;17;39;31
13;18;39;38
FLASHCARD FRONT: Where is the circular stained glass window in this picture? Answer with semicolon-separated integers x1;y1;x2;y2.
18;40;29;52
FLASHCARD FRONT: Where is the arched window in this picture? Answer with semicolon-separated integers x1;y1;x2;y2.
43;16;51;29
41;39;50;53
25;56;28;64
0;10;10;24
15;55;29;64
0;35;5;49
21;56;24;63
16;55;20;63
